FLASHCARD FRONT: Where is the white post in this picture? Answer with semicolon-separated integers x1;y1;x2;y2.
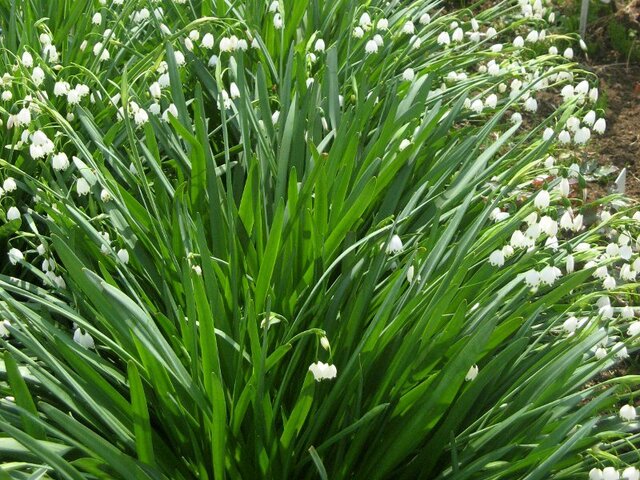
579;0;590;39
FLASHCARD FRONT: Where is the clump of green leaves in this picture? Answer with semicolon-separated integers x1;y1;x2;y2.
0;0;638;479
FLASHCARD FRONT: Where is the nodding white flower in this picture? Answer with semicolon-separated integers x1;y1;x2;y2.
484;94;497;109
92;12;102;25
51;152;70;171
565;254;575;274
148;103;160;116
406;265;421;284
188;30;200;42
359;12;372;29
320;336;330;351
628;321;640;337
173;50;186;66
525;30;539;43
574;126;591;144
489;249;505;267
419;13;431;25
539;265;561;286
567;116;580;132
539;216;558;236
73;328;95;349
76;178;90;196
149;82;162;99
314;38;325;52
620;245;633;260
620;305;635;319
534;190;550;209
621;264;637;281
575;80;590;95
15;107;32;127
510;112;522;124
524;269;541;287
451;27;463;42
470;99;483;114
30;130;55;159
162;104;178;122
562;316;578;333
524;97;538;112
561;85;575;101
273;13;283;29
219;37;233;52
605;242;620;258
31;66;45;86
238;39;250;51
510;230;529;249
67;88;82;105
6;206;20;221
558;130;571;144
615;343;629;359
365;40;378;54
201;33;214;49
487;61;500;76
465;364;479;381
620;404;637;422
21;51;34;68
373;34;384;47
3;177;17;192
399;139;411;151
589;88;599;103
402;68;415;82
594;266;608;280
134;108;149;126
117;248;129;264
386;234;403;254
572;214;583;232
593;118;606;134
100;189;112;202
603;468;620;480
1;90;12;102
563;47;574;59
402;21;415;35
39;33;51;45
542;128;554;141
208;54;219;67
437;31;451;46
602;276;616;290
268;0;279;13
622;467;640;480
8;248;23;265
490;208;509;222
54;81;70;96
513;36;524;48
525;222;540;240
490;43;503;53
93;42;110;61
230;82;240;99
308;361;337;381
377;18;389;30
352;26;364;38
557;178;570;197
594;347;607;360
502;245;514;258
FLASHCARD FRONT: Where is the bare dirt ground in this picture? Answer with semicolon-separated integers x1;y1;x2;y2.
588;63;640;197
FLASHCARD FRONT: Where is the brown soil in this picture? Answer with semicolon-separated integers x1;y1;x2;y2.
587;63;640;198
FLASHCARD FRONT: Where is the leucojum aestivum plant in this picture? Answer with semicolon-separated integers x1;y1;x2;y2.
0;0;639;478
